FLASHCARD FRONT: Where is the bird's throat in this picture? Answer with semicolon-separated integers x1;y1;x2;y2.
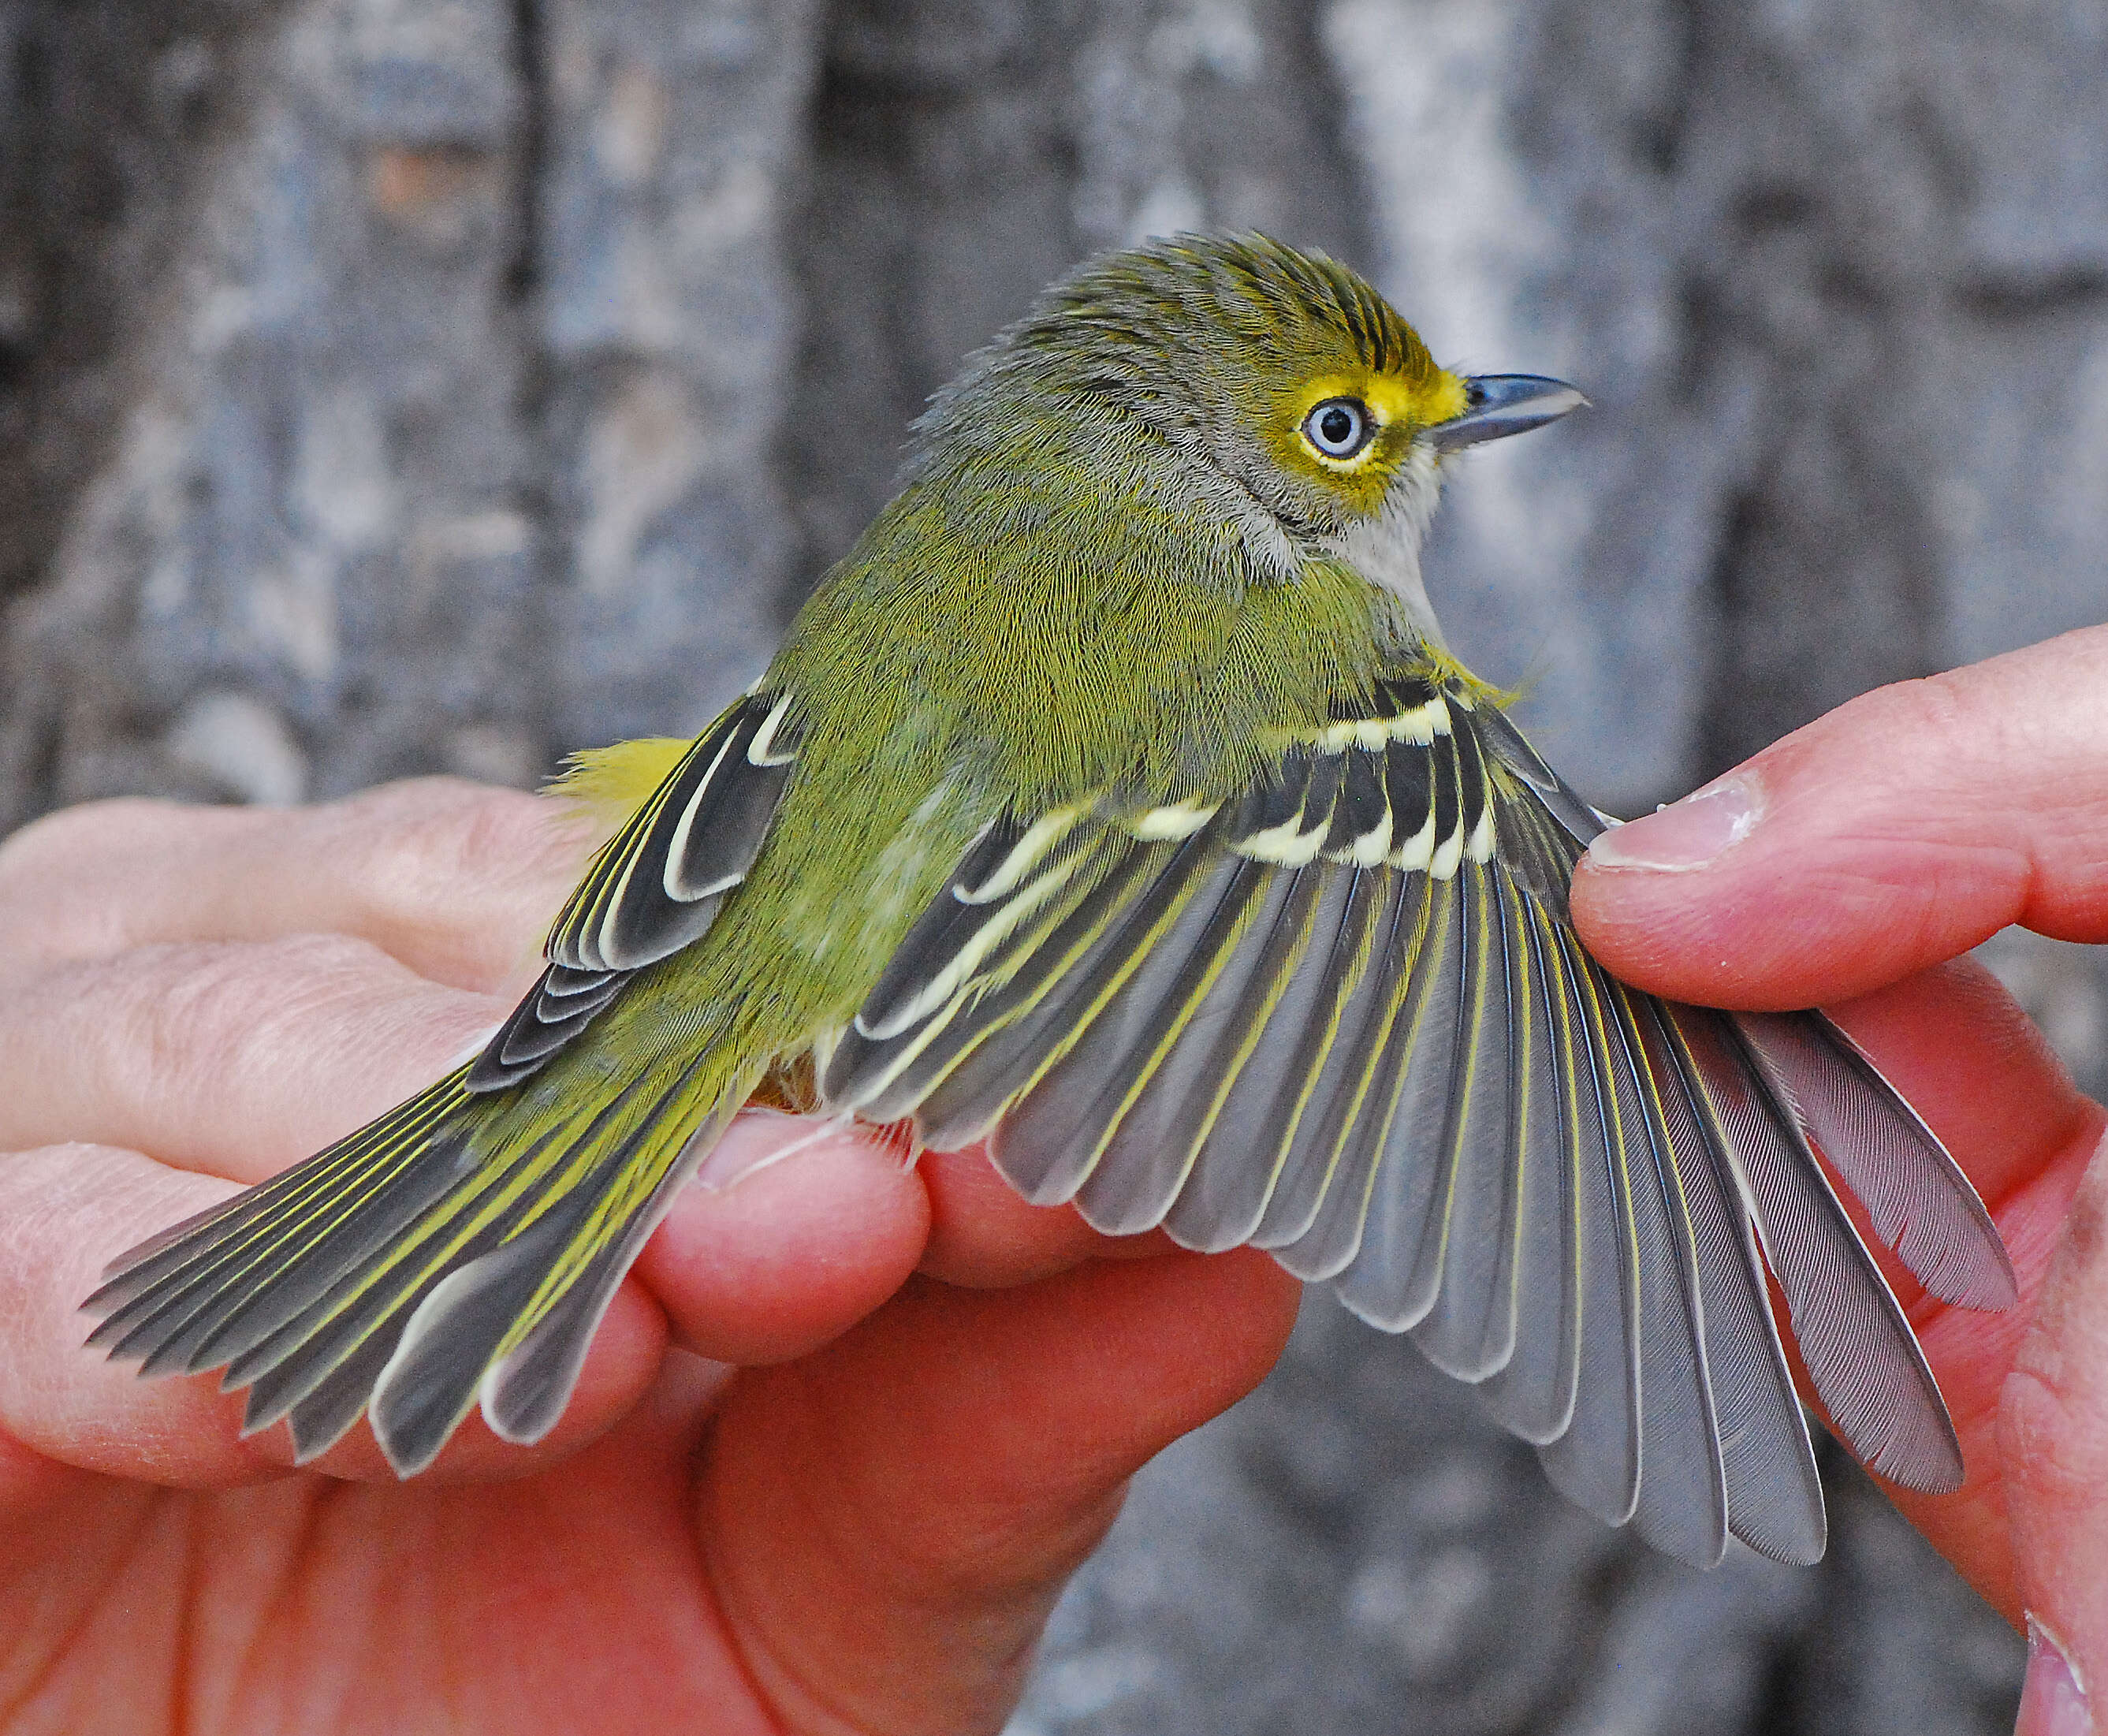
1323;444;1447;648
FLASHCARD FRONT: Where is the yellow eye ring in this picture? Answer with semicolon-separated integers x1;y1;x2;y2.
1302;396;1377;464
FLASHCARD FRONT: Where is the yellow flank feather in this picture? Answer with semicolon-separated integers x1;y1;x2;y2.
1419;645;1521;710
546;737;695;828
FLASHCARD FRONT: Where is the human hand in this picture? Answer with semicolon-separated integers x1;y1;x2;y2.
1572;624;2108;1736
0;779;1298;1735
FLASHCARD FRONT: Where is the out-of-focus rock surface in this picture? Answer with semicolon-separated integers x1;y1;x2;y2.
4;1;2104;1730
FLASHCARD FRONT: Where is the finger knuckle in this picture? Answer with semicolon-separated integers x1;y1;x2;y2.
0;799;187;902
341;777;555;907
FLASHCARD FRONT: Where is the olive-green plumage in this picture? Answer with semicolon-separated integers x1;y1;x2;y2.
85;235;2013;1569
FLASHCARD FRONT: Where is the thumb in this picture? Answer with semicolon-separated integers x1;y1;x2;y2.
1570;626;2108;1009
2004;1126;2108;1736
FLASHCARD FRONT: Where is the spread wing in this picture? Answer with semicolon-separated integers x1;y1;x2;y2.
821;672;2015;1568
467;691;804;1092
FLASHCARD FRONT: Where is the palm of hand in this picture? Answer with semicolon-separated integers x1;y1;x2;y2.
9;1259;1282;1736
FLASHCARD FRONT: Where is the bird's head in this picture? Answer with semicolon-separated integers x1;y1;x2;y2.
911;233;1581;639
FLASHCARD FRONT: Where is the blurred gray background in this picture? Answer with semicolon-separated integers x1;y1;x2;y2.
2;1;2104;1730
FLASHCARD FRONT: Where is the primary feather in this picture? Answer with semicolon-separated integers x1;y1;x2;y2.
84;234;2013;1563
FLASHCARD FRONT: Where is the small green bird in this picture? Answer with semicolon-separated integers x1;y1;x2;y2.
86;234;2013;1567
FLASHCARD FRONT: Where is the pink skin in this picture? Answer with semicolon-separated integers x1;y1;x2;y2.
1;620;2102;1734
1575;623;2108;1734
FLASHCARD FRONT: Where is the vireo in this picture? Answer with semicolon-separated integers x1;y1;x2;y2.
85;234;2013;1569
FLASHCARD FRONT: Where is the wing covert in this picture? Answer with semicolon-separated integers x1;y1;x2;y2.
467;691;803;1093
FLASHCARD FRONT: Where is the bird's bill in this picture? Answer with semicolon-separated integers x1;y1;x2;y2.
1426;374;1588;452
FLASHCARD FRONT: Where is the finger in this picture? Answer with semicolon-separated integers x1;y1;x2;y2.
1758;959;2105;1620
1571;627;2108;1008
636;1119;1171;1365
0;935;506;1180
698;1249;1302;1736
1825;958;2098;1219
0;1142;669;1491
0;780;590;993
2001;1127;2108;1732
633;1113;931;1365
1885;1108;2102;1625
0;1146;258;1490
915;1143;1172;1287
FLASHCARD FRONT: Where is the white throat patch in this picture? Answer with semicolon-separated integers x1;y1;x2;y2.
1322;443;1447;646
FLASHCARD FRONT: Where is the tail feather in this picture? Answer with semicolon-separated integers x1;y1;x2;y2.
83;1049;754;1474
86;1084;464;1331
368;1069;749;1474
88;1085;475;1376
482;1118;730;1445
367;1221;572;1470
281;1331;414;1462
1650;1008;1827;1565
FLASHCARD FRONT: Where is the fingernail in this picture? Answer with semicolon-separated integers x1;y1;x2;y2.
691;1108;836;1192
2019;1617;2091;1736
1586;776;1761;872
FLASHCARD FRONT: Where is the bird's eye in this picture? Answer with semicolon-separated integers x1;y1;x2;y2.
1302;397;1375;460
